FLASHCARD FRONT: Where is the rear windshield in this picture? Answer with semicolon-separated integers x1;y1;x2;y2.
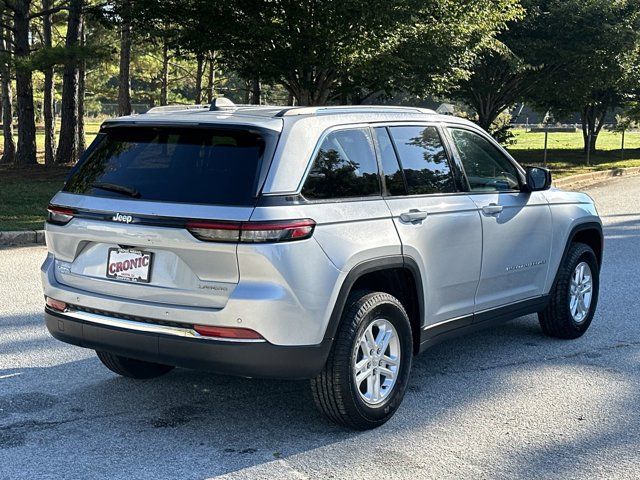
64;126;276;206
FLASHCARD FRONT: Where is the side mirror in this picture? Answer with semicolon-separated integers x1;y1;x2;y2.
525;166;552;191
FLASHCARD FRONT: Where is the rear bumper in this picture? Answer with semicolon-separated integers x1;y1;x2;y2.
45;307;332;379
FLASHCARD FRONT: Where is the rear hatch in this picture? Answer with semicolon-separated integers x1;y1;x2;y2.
46;123;279;309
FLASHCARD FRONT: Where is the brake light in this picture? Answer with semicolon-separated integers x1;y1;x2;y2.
186;219;315;243
47;204;75;225
193;325;263;340
46;297;68;312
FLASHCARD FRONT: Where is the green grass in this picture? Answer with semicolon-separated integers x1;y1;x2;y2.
0;121;100;231
508;129;640;178
0;121;101;231
24;121;101;155
0;166;69;231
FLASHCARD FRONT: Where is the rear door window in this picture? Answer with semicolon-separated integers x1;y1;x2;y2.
301;128;381;200
388;126;456;195
64;126;276;206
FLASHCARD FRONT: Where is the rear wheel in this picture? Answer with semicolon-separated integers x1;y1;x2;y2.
96;351;175;379
311;291;413;430
539;242;599;339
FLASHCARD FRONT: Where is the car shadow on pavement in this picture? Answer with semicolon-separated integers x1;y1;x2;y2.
1;307;637;479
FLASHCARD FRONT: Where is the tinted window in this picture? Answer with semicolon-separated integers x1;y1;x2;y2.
302;128;380;200
374;127;406;196
448;128;520;192
64;127;275;206
388;126;455;195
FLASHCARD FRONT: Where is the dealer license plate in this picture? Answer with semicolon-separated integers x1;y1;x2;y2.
106;248;153;283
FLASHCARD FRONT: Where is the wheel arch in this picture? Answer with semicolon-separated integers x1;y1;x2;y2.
323;256;424;354
568;222;604;267
550;221;603;293
563;222;603;266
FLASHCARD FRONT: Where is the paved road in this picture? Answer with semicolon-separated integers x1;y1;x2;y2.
1;177;639;479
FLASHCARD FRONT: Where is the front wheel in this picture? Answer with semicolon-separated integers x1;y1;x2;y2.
311;291;413;430
539;242;600;339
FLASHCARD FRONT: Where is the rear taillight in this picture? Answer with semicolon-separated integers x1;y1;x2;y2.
193;325;263;340
185;221;245;243
46;297;68;312
186;219;316;243
47;204;75;225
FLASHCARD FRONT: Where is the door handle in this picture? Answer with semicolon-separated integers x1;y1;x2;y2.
400;209;428;223
482;203;503;215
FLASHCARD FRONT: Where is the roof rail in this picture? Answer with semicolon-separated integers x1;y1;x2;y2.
146;104;209;114
276;105;437;117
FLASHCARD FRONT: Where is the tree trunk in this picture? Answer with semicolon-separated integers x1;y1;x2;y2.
287;71;334;106
206;51;215;103
292;88;331;106
55;0;83;164
77;15;86;155
477;107;496;132
42;0;56;165
580;107;589;153
243;81;250;104
469;91;500;132
13;0;37;166
160;39;168;105
580;103;607;154
0;21;15;165
250;76;261;105
117;0;132;116
195;53;204;104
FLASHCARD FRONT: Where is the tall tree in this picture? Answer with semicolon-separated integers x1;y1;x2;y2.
42;0;56;165
451;0;545;135
117;0;132;115
0;14;15;165
160;37;168;105
206;50;215;103
77;13;86;154
12;0;37;165
249;76;260;105
194;51;203;104
56;0;83;164
155;0;522;106
392;0;524;106
452;43;544;133
525;0;640;153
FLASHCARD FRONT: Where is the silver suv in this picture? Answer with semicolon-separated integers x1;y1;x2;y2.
42;101;603;429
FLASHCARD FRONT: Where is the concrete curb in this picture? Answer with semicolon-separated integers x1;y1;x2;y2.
553;166;640;190
0;229;45;247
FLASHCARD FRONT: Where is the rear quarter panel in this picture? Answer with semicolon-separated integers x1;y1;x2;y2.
249;201;401;341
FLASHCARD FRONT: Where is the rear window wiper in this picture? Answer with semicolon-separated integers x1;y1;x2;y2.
91;182;141;199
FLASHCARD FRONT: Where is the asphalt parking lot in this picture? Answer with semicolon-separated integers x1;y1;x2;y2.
1;176;639;479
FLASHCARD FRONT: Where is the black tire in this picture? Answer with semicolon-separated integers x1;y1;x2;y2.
539;242;599;339
310;290;413;430
96;351;175;379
